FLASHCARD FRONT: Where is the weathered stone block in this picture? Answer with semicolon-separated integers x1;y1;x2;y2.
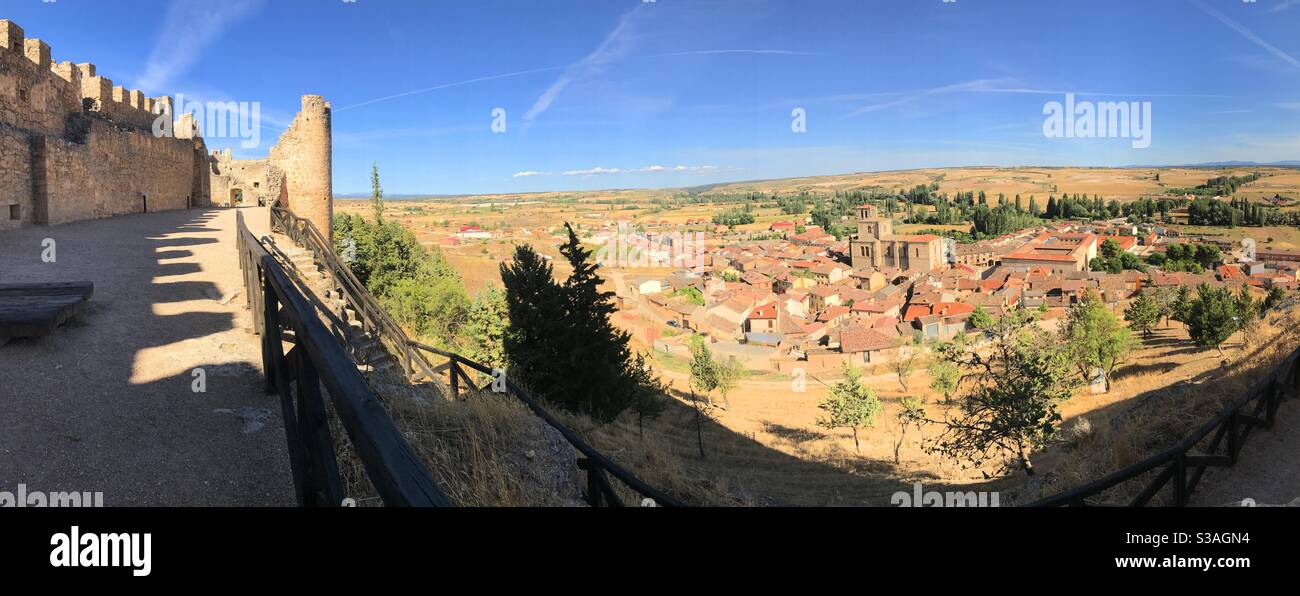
0;20;24;53
24;38;49;68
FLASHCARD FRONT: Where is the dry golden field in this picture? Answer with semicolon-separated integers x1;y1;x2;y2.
696;166;1293;201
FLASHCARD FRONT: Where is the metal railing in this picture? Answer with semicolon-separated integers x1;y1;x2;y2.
1030;347;1300;507
237;210;450;506
267;206;686;507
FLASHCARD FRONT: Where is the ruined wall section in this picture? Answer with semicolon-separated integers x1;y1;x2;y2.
207;149;283;208
268;95;333;241
0;19;206;229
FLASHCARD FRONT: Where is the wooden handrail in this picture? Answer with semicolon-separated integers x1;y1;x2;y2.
237;210;450;507
269;206;442;382
1030;347;1300;507
408;340;687;507
265;207;685;507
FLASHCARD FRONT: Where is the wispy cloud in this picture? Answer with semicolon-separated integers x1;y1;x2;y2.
847;78;1230;115
849;78;1017;115
1267;0;1300;13
560;164;716;176
512;171;551;178
137;0;264;92
522;6;648;127
1274;102;1300;110
1189;0;1300;70
647;49;823;58
334;65;572;112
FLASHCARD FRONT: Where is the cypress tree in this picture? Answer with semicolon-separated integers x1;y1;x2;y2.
502;224;664;422
500;244;567;405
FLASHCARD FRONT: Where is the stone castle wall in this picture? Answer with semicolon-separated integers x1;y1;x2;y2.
0;19;201;231
0;19;332;235
206;94;333;240
268;95;333;240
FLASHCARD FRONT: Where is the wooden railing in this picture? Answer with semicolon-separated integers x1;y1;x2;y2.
270;205;442;382
237;210;450;507
409;341;686;507
1030;346;1300;507
267;207;686;507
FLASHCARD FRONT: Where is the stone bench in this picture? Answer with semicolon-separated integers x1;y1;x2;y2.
0;282;94;339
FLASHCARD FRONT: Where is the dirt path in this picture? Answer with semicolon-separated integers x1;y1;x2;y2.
1191;398;1300;507
0;207;293;505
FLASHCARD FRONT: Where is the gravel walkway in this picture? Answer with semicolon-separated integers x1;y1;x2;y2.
1191;398;1300;506
0;207;293;505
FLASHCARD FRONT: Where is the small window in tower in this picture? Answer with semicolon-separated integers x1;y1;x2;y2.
9;204;20;221
254;182;260;188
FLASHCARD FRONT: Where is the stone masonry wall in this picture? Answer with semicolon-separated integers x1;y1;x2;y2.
0;19;332;233
207;150;283;208
267;95;333;241
0;125;33;230
0;19;202;229
40;120;196;224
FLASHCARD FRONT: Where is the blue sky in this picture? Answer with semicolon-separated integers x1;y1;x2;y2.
5;0;1299;195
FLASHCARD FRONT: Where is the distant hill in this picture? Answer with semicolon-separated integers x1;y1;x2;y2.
338;164;1300;203
1124;160;1300;168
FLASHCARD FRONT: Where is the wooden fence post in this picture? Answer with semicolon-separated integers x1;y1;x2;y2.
296;344;344;507
450;359;460;400
1227;410;1240;464
261;272;280;395
585;460;603;507
1172;454;1187;507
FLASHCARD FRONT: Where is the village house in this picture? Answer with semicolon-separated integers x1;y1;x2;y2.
838;326;897;364
781;291;812;318
745;301;779;333
850;268;888;291
954;242;996;267
1001;231;1099;274
807;285;844;311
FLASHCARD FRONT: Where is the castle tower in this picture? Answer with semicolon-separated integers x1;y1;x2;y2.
270;95;333;242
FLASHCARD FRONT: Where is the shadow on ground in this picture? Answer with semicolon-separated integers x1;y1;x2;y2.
0;208;292;505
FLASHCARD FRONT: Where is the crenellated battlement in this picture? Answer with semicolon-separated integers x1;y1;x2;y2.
0;20;167;134
0;18;331;234
0;19;23;52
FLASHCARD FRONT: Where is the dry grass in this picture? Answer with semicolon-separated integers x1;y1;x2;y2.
326;309;1300;507
330;374;585;507
327;365;743;506
1012;306;1300;506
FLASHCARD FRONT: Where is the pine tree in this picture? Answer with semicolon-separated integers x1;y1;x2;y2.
556;223;664;421
500;244;567;404
1186;283;1240;355
370;162;384;223
1124;290;1161;338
